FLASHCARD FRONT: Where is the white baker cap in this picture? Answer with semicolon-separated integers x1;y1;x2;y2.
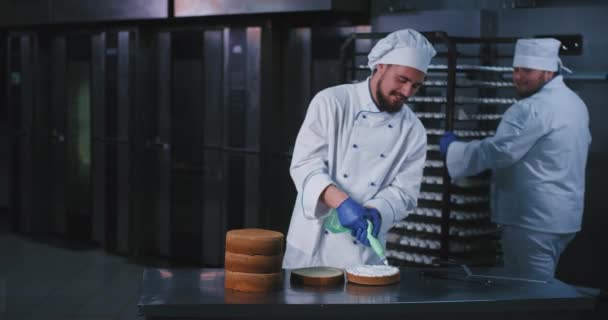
513;38;572;73
368;29;437;73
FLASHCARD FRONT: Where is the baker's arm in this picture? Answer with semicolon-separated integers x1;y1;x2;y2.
447;101;546;179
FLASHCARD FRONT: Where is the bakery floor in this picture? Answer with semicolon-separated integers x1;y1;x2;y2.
0;211;168;320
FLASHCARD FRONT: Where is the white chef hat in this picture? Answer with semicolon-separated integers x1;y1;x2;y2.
368;29;437;73
513;38;572;73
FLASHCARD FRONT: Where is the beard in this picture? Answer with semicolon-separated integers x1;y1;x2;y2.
515;85;542;99
375;78;407;113
514;73;553;99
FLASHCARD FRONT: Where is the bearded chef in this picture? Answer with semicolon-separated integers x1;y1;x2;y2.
283;29;436;269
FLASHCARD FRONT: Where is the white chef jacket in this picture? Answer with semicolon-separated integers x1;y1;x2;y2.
283;78;427;269
447;75;591;234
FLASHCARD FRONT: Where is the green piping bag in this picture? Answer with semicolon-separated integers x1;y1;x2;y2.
324;209;388;265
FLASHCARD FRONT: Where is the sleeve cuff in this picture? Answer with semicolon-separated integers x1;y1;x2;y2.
446;141;468;179
301;172;334;220
363;197;396;239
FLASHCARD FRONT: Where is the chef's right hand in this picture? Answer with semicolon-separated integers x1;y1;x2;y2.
336;197;367;231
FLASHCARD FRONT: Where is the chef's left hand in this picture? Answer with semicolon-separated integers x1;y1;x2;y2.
362;208;382;238
351;208;381;246
349;208;382;246
440;132;457;157
351;227;369;246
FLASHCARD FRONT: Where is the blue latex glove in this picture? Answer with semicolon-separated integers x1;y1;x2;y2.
352;227;368;246
350;208;381;247
336;197;367;232
362;208;382;238
440;131;457;157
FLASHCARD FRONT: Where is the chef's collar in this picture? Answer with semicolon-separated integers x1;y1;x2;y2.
540;74;564;91
354;78;377;112
356;77;392;114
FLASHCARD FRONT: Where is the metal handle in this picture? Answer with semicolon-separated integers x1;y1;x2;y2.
51;130;65;143
12;129;28;138
94;137;129;145
146;137;170;151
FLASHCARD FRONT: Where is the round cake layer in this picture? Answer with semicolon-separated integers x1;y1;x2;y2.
226;229;284;256
225;270;283;292
290;267;344;286
225;251;283;274
345;265;400;286
346;265;399;277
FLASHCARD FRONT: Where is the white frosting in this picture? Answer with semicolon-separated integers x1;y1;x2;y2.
346;265;399;277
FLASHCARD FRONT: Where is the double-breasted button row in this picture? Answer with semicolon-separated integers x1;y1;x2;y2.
346;120;393;187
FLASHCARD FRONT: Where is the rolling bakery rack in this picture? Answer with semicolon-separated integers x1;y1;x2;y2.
340;31;524;267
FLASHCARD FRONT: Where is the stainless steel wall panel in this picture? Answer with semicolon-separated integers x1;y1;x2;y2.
132;30;155;257
202;150;224;266
282;28;311;154
103;33;119;252
1;35;8;211
25;35;51;233
225;28;247;149
156;32;172;257
0;37;4;119
117;32;131;141
224;153;261;231
222;27;262;150
64;40;93;240
220;27;265;231
169;170;204;263
203;30;224;147
0;1;51;27
50;36;67;236
243;154;260;228
15;36;35;234
174;0;369;17
169;30;206;262
262;155;295;234
171;59;203;168
15;33;47;235
201;29;227;266
91;32;107;246
332;0;369;12
372;10;496;37
245;27;261;150
116;31;132;255
116;141;131;254
89;30;136;253
52;0;169;23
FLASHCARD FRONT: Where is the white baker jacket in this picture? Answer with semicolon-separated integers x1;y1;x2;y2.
283;78;427;269
446;75;591;234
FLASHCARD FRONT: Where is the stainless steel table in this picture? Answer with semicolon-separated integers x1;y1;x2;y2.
138;267;594;320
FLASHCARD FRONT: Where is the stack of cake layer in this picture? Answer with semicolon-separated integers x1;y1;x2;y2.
224;229;284;292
